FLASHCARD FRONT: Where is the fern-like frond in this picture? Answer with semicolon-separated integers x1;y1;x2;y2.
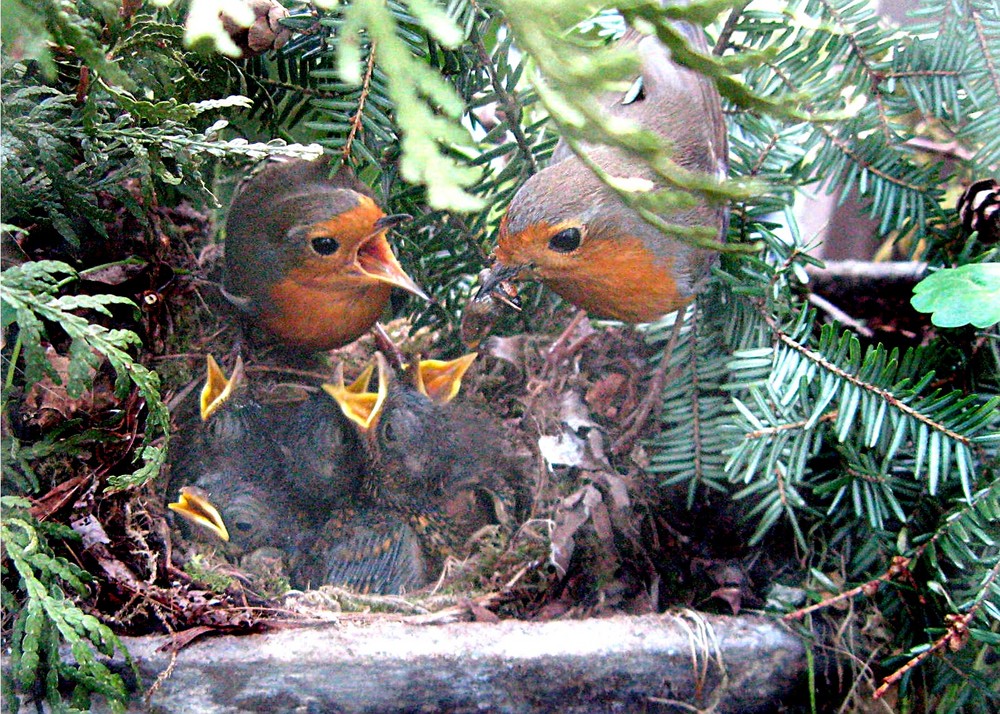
1;261;169;487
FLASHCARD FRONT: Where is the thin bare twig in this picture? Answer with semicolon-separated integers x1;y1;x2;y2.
343;41;378;161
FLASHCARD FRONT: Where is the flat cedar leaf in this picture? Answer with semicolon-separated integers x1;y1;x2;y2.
911;264;1000;329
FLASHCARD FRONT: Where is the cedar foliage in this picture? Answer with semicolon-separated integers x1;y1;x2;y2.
1;0;998;711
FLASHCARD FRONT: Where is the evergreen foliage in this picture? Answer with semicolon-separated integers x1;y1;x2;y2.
1;0;997;711
1;496;134;713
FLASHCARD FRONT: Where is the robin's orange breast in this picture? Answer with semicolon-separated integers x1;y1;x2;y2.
262;276;392;352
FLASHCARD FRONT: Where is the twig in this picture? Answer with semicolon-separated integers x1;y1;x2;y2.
471;25;538;173
807;292;874;338
784;555;913;621
806;260;928;287
762;309;972;446
343;41;378;161
874;557;1000;698
714;0;750;55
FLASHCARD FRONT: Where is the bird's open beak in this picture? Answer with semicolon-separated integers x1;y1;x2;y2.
356;216;429;301
168;487;230;542
415;353;478;404
201;355;243;421
323;355;389;430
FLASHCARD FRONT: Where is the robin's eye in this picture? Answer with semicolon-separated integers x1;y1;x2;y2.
548;227;582;253
383;421;397;443
235;520;253;533
311;236;340;255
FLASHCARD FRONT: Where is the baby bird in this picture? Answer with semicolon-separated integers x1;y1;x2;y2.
294;508;426;595
326;353;519;577
169;356;303;554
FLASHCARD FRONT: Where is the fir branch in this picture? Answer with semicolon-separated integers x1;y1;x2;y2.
743;410;839;440
470;26;538;174
971;5;1000;101
763;310;973;447
815;0;895;141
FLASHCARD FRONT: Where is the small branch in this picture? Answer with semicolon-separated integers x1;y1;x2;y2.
471;28;538;173
805;260;928;286
817;125;931;193
873;612;974;699
714;1;750;56
904;137;974;162
807;293;874;338
971;7;1000;101
761;309;973;446
784;555;912;621
743;410;838;440
343;41;378;161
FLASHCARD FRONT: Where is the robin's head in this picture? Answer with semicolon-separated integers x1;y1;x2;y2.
485;154;687;323
223;158;427;319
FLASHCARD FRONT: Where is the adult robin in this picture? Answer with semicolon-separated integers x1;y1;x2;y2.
222;156;429;351
169;356;304;553
325;353;519;576
464;17;728;342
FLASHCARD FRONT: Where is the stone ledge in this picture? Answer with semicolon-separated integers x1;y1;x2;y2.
88;612;805;713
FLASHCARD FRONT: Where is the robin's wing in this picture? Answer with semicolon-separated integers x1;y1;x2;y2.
549;14;727;187
632;27;727;181
306;510;427;595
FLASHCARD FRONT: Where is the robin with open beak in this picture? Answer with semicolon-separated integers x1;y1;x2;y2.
168;355;305;554
463;16;728;345
223;156;429;351
324;352;519;581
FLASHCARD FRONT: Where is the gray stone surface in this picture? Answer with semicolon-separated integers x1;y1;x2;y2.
95;612;806;713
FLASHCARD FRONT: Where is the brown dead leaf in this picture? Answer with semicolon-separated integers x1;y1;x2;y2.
548;485;603;575
22;345;112;429
82;260;148;286
158;626;217;653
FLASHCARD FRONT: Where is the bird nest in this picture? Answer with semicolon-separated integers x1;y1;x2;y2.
6;199;789;654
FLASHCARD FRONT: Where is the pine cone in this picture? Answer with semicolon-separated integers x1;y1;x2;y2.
221;0;291;58
957;178;999;244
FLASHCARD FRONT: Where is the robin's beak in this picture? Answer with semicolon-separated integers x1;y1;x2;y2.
201;355;243;421
475;262;525;307
323;354;389;431
460;263;524;348
415;353;478;404
374;214;412;231
168;487;230;542
356;215;430;301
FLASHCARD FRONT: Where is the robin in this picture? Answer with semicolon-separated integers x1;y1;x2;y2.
222;156;429;351
295;507;427;594
278;362;375;511
169;356;304;553
325;352;518;574
465;18;728;339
